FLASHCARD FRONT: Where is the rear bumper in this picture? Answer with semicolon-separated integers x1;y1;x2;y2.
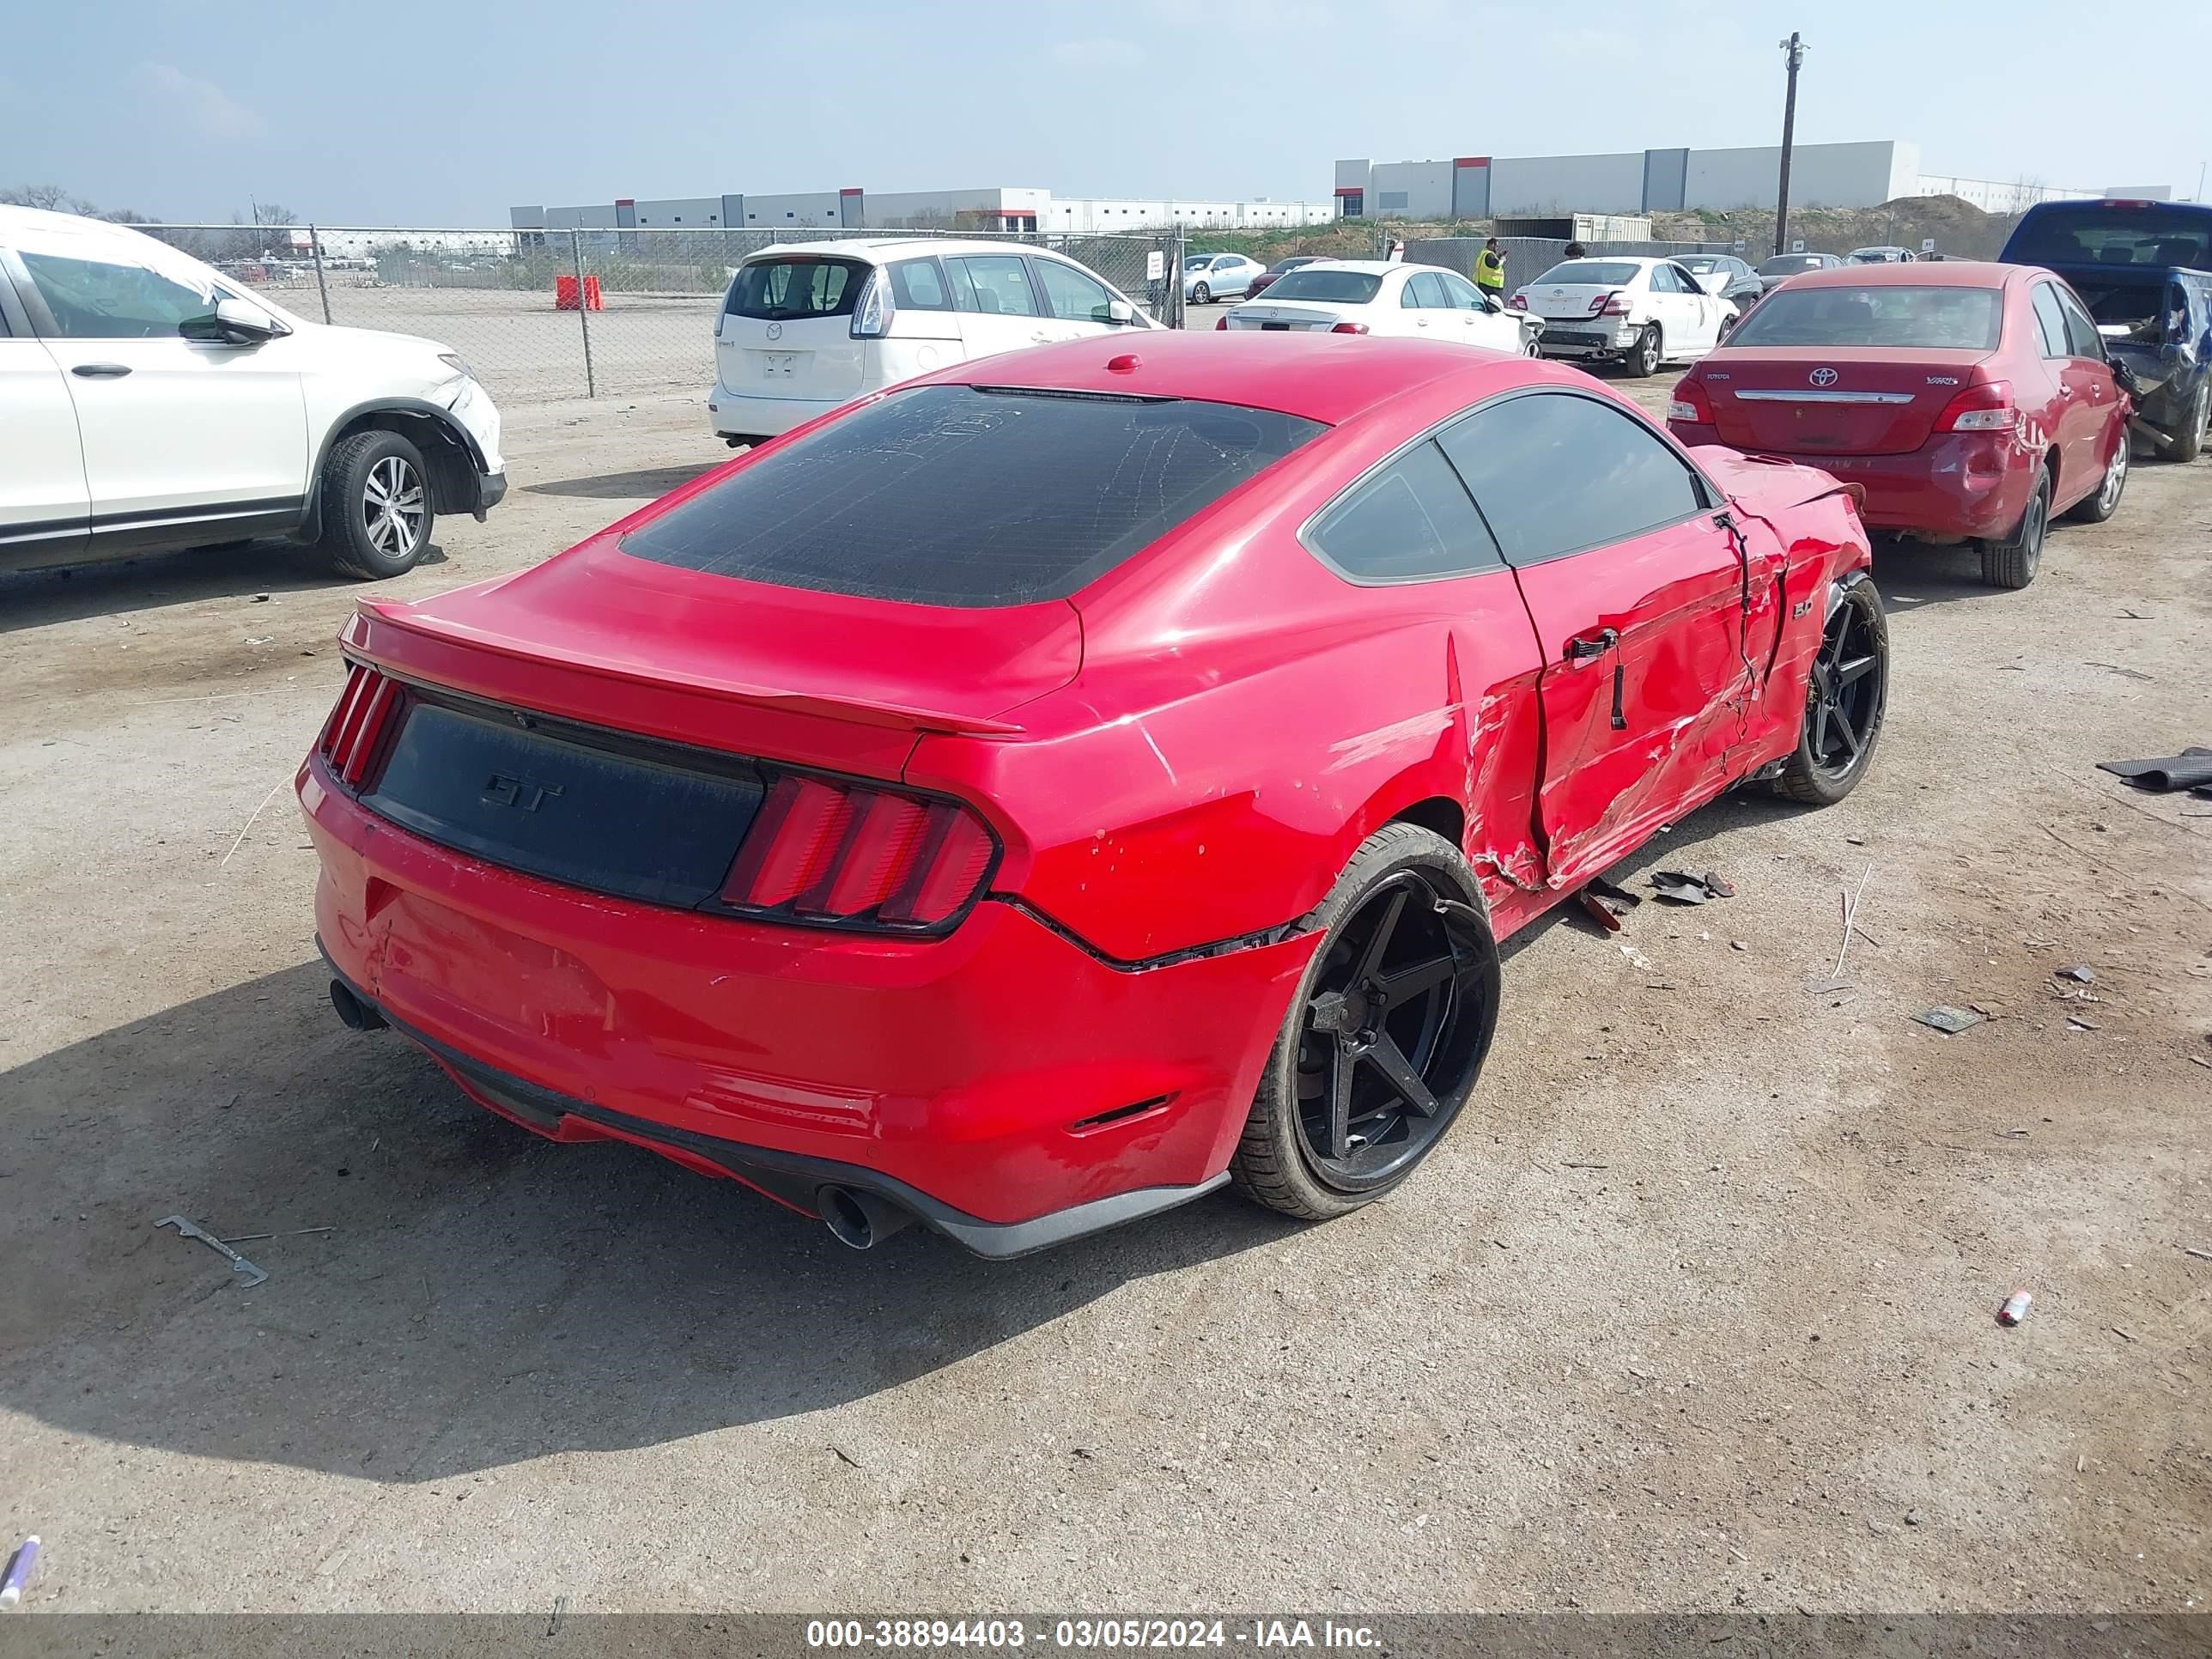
706;385;844;440
1667;422;2033;539
300;762;1313;1252
1536;322;1640;359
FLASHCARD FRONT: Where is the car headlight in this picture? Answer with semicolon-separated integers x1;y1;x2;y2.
438;352;477;380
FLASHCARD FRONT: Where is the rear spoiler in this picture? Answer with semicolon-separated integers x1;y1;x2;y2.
342;602;1029;738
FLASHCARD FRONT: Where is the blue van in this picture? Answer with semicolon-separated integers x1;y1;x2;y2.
2001;199;2212;460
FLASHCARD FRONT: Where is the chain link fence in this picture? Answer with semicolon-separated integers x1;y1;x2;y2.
136;224;1188;406
1404;235;1734;285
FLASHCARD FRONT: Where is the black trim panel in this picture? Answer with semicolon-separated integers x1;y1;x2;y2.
990;896;1320;975
320;947;1228;1259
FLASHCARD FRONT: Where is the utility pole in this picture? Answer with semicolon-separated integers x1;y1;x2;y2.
1773;32;1808;257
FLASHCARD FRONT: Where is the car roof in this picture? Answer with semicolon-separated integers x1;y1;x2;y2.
739;237;1086;264
1779;260;2014;291
0;203;167;252
923;329;1547;427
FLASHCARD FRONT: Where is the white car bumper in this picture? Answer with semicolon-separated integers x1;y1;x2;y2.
1535;321;1644;358
708;384;844;441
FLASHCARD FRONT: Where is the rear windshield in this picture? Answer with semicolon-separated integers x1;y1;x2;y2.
1534;261;1640;287
1725;284;2003;350
1262;270;1382;304
2006;205;2212;271
1759;255;1825;275
1680;258;1723;273
725;257;866;320
620;385;1326;607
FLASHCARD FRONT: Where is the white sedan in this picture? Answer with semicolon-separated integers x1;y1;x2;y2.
1509;256;1735;377
1217;260;1540;355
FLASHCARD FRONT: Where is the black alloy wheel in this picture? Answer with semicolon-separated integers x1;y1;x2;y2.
1772;577;1888;806
1291;871;1492;1190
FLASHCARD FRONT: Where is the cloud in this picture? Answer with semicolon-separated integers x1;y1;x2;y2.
140;63;266;141
1048;36;1145;68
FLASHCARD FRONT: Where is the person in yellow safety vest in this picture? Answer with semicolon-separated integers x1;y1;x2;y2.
1474;237;1506;299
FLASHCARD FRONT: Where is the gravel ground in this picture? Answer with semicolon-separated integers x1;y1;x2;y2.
0;373;2208;1617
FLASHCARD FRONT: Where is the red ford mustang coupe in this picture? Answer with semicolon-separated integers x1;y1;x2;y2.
1666;261;2130;590
301;333;1886;1256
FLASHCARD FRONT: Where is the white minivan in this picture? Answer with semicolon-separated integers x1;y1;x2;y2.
708;239;1156;447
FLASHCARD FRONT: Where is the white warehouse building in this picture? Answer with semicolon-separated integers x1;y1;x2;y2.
513;185;1332;237
1333;141;2136;220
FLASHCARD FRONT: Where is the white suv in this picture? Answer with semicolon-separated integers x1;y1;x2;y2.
708;239;1154;447
0;206;506;580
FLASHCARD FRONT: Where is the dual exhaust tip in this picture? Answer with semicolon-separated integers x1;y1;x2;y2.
330;979;913;1252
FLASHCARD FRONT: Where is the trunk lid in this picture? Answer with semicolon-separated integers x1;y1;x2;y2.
1701;346;1991;456
1223;302;1352;331
341;534;1083;781
714;253;873;403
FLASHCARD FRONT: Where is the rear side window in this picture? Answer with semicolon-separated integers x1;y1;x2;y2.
726;258;864;320
621;385;1326;607
887;258;952;310
2054;287;2105;359
1401;272;1447;308
1307;442;1504;583
1726;284;2002;350
2030;285;2070;357
945;255;1039;318
21;249;218;338
1264;270;1382;304
1437;392;1706;566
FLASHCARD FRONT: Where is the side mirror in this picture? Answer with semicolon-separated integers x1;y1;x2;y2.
1106;297;1137;325
183;295;288;346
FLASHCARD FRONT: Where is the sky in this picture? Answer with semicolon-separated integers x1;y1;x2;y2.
7;0;2207;227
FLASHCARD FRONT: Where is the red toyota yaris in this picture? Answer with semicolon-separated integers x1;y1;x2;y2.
1666;261;2130;589
302;333;1885;1256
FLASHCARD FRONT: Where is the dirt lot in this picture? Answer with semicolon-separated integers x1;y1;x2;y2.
1;371;2208;1618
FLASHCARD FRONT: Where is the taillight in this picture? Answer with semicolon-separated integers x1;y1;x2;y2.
848;270;894;339
316;663;402;787
1508;293;1527;310
1215;313;1230;330
1668;378;1716;424
1330;321;1370;334
718;774;998;931
1936;380;2016;434
1589;291;1630;318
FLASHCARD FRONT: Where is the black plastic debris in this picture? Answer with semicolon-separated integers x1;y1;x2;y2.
1651;870;1731;905
2097;748;2212;793
1913;1006;1985;1035
1577;876;1641;933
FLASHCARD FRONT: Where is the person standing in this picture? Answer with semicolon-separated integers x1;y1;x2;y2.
1474;236;1506;301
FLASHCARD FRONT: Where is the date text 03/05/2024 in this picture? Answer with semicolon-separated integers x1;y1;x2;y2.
805;1618;1383;1649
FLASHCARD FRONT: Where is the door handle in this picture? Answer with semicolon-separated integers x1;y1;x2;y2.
71;362;132;379
1565;627;1618;662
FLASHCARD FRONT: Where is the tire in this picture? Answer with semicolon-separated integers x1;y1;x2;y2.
1978;465;2051;590
1771;576;1889;806
319;429;433;580
1229;823;1501;1222
2171;383;2209;464
2066;434;2129;524
1623;325;1662;378
1193;282;1211;306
